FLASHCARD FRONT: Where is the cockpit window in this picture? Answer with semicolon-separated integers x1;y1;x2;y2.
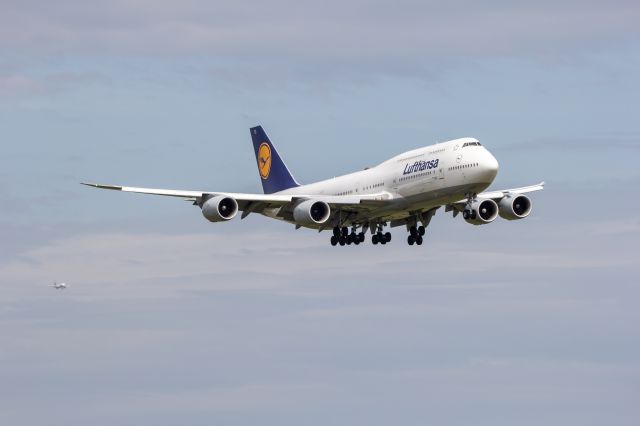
462;141;482;148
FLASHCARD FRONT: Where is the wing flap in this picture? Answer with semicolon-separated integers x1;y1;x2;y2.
291;192;390;205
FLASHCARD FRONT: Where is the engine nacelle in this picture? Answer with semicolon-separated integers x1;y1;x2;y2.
498;195;532;220
201;195;238;222
464;198;499;225
293;200;331;226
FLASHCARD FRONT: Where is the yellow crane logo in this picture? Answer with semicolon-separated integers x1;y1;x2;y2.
258;143;272;179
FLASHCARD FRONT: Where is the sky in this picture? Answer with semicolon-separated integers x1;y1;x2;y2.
1;1;639;425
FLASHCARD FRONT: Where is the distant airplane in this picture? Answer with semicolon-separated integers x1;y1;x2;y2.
83;125;544;246
50;282;67;289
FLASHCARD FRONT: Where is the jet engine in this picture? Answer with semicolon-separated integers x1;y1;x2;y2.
498;195;532;220
201;195;238;222
293;200;331;226
464;198;499;225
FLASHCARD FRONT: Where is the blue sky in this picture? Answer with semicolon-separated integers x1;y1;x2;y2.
1;1;639;425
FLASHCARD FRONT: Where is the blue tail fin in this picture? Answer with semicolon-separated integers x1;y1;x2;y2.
250;126;300;194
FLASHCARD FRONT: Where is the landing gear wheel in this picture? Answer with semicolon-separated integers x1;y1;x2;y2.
384;232;392;242
372;234;379;245
358;232;365;243
330;235;338;246
463;210;470;220
418;226;425;236
407;235;415;245
471;211;477;220
341;227;348;237
333;227;340;237
416;235;423;245
409;226;418;236
339;236;346;246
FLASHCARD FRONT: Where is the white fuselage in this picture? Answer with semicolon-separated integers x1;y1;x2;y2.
266;138;499;223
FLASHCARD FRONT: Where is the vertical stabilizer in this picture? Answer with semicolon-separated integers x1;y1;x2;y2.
250;126;300;194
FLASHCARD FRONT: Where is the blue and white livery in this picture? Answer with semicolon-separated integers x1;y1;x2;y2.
83;125;544;246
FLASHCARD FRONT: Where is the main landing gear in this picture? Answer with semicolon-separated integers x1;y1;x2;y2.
329;225;391;246
406;225;425;246
371;228;391;245
330;226;365;246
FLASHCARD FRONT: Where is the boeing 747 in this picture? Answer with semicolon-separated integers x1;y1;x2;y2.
83;126;543;246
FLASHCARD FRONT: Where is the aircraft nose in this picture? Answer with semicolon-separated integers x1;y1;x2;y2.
484;150;499;181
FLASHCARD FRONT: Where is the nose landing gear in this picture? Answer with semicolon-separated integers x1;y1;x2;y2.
462;209;477;220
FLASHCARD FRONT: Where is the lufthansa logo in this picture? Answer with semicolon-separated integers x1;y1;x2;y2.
402;158;439;175
258;143;272;179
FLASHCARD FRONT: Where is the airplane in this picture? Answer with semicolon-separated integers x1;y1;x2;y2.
82;125;544;246
50;282;67;289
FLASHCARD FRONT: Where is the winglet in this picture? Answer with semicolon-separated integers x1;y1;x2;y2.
81;182;123;191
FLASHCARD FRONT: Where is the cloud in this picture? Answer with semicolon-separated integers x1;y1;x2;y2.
1;0;638;78
2;208;639;425
0;74;43;99
0;71;108;101
504;137;640;151
1;211;636;303
587;219;640;236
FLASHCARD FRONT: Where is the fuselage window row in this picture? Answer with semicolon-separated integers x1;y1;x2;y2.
448;162;479;171
346;182;384;194
400;170;437;182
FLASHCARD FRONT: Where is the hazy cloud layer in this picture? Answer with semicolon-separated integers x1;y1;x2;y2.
0;71;107;101
2;1;639;76
2;201;639;425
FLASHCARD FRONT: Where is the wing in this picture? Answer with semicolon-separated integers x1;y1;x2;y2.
472;181;545;202
447;181;545;211
81;182;205;200
81;182;391;219
81;182;292;204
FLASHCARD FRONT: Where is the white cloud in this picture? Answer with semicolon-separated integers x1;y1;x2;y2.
1;215;635;304
0;71;108;101
1;219;639;425
589;219;640;236
0;74;43;99
1;1;638;76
